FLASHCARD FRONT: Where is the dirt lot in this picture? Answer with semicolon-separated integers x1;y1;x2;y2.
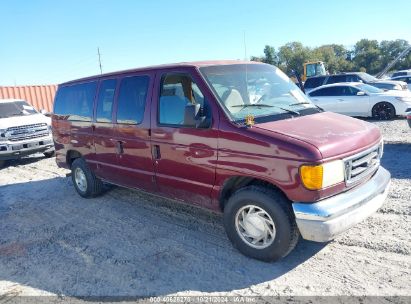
0;119;410;300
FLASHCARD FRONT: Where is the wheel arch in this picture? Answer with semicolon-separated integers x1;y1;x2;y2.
66;150;82;168
218;175;288;211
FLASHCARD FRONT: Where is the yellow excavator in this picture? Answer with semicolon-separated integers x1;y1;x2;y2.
302;61;327;81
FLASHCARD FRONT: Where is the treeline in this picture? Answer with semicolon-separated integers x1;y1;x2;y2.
250;39;411;76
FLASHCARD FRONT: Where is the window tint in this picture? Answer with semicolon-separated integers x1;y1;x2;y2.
346;75;360;82
304;77;326;89
96;79;117;123
326;75;347;84
159;73;210;126
54;82;97;121
116;75;149;124
309;86;344;97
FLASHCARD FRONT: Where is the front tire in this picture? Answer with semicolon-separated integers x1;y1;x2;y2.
43;151;55;158
372;102;395;120
223;186;299;262
0;160;5;169
71;158;103;198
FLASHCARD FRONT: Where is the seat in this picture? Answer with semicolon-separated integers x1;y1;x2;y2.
222;89;245;113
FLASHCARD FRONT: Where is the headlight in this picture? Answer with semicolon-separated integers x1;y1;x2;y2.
300;160;345;190
395;97;411;102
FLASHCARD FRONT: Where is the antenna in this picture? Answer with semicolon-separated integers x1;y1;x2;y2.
97;47;103;74
243;31;248;61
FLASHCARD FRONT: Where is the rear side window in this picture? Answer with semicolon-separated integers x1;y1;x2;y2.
304;77;325;89
96;79;117;123
116;75;150;124
309;86;343;97
54;82;97;121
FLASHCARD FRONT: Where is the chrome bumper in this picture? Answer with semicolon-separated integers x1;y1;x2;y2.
0;137;54;160
292;166;391;242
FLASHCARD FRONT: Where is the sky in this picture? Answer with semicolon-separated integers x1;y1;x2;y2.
1;0;410;86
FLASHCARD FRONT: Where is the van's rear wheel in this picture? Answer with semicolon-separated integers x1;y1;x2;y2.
372;102;395;120
71;158;103;198
223;186;299;262
0;160;5;169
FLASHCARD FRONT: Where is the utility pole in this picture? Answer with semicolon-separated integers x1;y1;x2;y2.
97;47;103;74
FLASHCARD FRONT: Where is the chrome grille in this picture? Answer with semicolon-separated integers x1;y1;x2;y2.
344;143;382;185
6;123;49;142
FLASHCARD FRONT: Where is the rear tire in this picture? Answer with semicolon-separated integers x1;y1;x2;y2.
43;151;55;158
0;160;5;169
372;102;395;120
71;158;103;198
223;186;299;262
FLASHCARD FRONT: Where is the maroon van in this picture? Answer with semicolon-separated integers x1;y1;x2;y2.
52;61;391;261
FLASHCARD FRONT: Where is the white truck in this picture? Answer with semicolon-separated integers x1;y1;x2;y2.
0;99;54;168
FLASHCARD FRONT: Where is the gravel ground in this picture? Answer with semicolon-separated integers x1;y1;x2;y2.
0;118;410;301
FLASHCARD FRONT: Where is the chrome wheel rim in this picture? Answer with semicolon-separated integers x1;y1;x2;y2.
235;205;276;249
74;168;87;192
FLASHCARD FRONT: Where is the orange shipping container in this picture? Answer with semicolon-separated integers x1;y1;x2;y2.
0;85;57;112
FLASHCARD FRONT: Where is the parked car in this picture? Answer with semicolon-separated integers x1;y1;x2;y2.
407;111;411;128
53;61;391;262
0;99;55;168
307;82;411;120
391;75;411;87
391;69;411;78
304;72;408;93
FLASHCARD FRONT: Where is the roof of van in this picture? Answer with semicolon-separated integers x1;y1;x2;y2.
60;60;263;85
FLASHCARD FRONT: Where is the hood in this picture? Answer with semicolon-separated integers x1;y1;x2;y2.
373;89;411;97
371;79;406;85
254;112;381;159
0;113;50;130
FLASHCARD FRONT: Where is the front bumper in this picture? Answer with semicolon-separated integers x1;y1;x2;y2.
292;166;391;242
0;137;54;160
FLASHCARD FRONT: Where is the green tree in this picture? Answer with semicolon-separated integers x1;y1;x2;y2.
262;45;278;65
379;39;410;71
352;39;382;74
277;42;314;75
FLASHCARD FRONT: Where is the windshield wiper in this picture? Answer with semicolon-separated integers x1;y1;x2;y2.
289;102;312;106
289;102;323;112
231;103;273;108
232;104;300;116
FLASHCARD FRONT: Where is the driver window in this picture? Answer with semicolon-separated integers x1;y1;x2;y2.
159;73;210;127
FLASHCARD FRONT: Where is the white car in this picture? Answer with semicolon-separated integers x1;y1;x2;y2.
307;82;411;120
0;99;54;168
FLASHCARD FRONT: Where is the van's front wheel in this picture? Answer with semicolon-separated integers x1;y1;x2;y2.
223;186;299;262
71;158;103;198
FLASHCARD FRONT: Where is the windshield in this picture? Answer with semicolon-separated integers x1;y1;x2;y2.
359;72;378;82
356;84;383;93
200;64;318;122
0;101;38;118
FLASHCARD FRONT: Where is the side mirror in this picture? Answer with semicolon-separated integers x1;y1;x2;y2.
184;104;210;128
40;109;52;117
356;91;366;96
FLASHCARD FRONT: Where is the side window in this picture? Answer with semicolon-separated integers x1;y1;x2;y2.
326;75;347;84
346;75;359;82
96;79;117;123
116;75;149;125
310;87;340;97
159;73;210;127
54;82;97;121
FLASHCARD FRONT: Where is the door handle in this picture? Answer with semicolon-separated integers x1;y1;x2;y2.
337;99;344;101
152;145;161;160
116;141;124;154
